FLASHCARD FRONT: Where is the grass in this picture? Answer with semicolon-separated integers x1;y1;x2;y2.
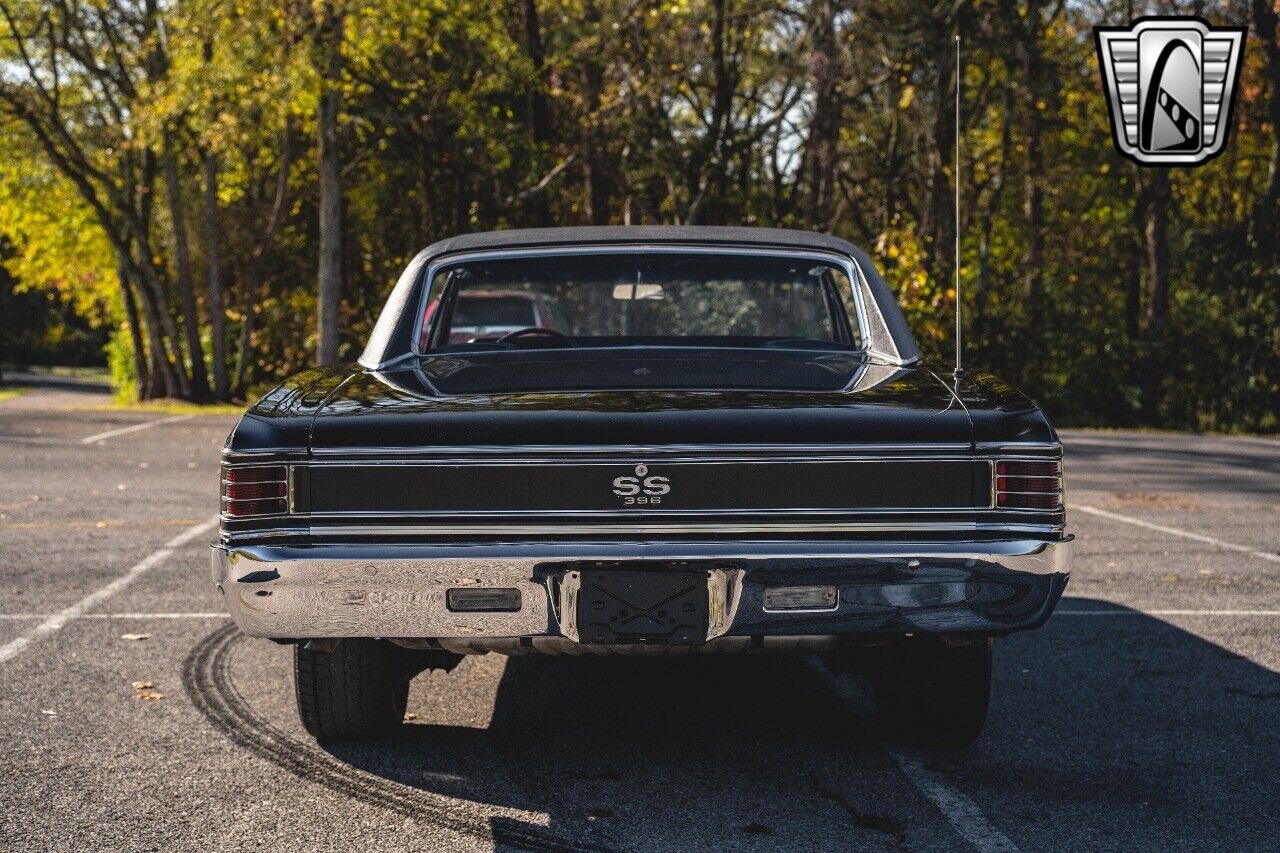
76;398;245;416
0;386;32;402
1;363;111;382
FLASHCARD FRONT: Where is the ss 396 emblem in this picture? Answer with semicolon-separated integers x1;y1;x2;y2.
612;463;670;505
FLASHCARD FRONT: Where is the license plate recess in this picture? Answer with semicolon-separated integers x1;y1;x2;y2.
576;570;708;645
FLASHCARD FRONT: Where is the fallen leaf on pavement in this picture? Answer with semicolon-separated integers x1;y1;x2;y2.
404;712;418;720
130;680;154;690
121;633;151;641
135;690;165;701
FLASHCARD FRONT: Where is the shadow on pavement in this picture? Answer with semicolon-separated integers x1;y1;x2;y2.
313;596;1279;851
1063;438;1280;495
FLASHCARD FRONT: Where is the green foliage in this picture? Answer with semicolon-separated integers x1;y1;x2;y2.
0;0;1275;430
106;326;139;404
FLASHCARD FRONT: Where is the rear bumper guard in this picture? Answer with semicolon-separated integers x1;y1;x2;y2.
211;537;1070;641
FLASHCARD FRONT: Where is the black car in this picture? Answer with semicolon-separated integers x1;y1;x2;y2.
214;226;1070;746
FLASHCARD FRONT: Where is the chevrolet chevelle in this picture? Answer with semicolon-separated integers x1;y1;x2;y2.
213;226;1070;746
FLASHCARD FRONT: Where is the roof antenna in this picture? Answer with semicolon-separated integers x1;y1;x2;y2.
953;33;965;381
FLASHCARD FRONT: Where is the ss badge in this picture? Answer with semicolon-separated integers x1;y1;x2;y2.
612;463;670;506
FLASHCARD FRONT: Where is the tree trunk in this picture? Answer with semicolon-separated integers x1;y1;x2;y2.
1127;171;1147;343
804;0;839;229
316;4;344;365
1251;0;1280;252
519;0;553;227
203;151;229;401
233;130;293;398
685;0;734;225
922;16;956;291
163;131;211;400
132;246;191;398
975;90;1011;344
126;251;179;399
1142;169;1171;421
135;148;193;399
1021;2;1047;338
117;256;150;398
580;0;610;226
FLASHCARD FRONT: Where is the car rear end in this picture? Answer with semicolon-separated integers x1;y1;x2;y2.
215;436;1069;650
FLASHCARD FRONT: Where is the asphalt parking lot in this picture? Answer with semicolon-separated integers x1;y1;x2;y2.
1;384;1277;852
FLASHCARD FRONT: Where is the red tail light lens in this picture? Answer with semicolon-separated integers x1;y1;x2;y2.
995;459;1062;509
222;465;288;517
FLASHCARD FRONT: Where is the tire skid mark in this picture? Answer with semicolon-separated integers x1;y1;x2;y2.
183;623;620;853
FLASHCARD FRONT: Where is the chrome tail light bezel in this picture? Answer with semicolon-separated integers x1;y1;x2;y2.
993;458;1063;510
221;464;291;518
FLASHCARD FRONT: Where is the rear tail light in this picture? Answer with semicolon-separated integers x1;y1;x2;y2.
222;465;289;517
995;460;1062;509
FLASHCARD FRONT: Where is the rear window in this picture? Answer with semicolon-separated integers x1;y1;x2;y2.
420;252;864;351
453;295;538;328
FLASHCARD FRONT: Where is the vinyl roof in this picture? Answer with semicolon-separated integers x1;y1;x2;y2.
419;226;862;259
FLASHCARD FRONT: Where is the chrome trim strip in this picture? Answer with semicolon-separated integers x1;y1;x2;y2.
308;442;977;457
309;520;1064;536
222;448;309;460
976;441;1062;453
219;508;290;520
303;507;1000;519
305;454;987;467
218;526;303;540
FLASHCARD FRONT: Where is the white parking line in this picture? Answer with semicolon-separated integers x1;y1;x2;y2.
0;517;218;666
890;753;1020;853
1055;609;1280;617
0;612;227;620
80;413;195;445
804;659;1021;853
1074;504;1280;564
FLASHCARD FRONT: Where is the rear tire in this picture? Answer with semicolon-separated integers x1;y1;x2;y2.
871;636;992;748
295;639;411;740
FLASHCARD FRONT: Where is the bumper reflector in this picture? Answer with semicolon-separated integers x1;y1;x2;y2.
446;587;522;613
762;585;838;611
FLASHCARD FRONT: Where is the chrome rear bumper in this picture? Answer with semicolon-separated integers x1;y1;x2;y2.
211;538;1070;642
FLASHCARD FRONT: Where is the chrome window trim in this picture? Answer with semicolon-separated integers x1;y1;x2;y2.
400;244;904;367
